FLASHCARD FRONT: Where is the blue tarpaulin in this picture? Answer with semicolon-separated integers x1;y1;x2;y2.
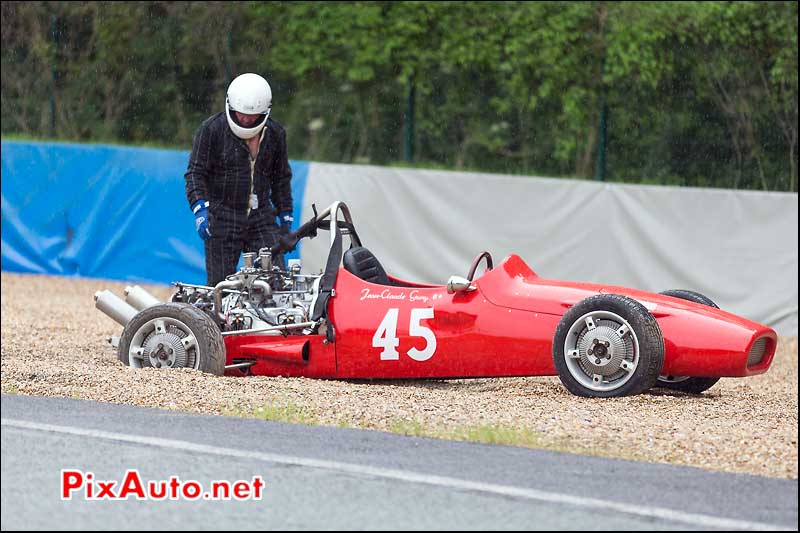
1;140;308;285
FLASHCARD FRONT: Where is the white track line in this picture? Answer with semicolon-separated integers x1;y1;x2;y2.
2;418;791;531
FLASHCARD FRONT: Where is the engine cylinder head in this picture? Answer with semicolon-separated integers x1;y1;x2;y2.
259;249;272;271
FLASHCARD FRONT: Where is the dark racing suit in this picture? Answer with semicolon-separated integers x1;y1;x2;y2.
184;112;292;286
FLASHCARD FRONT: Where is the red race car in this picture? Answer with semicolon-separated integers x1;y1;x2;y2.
95;201;777;397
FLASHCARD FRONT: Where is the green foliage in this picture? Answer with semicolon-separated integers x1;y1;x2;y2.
2;1;797;190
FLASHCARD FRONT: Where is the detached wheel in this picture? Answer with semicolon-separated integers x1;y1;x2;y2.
553;294;664;398
655;290;721;394
118;303;225;375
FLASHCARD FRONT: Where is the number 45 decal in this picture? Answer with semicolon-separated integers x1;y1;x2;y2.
372;308;437;362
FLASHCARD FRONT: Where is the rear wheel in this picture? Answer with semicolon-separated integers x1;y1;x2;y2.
118;303;225;375
655;290;721;394
553;294;664;397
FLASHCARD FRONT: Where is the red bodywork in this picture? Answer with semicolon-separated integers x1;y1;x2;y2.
224;254;776;380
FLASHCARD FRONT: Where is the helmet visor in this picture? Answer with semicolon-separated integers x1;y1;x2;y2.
230;111;268;128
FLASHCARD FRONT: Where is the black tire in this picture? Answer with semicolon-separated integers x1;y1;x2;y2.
655;290;721;394
553;294;664;398
655;375;721;394
118;303;225;375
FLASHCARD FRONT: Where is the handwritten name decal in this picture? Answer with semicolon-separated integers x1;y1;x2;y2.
360;288;443;303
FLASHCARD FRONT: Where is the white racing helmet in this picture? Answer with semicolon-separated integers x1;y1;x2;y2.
225;73;272;139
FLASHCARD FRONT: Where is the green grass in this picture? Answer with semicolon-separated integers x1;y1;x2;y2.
2;383;19;395
450;424;546;447
220;402;562;452
222;402;318;425
390;419;429;437
391;418;548;448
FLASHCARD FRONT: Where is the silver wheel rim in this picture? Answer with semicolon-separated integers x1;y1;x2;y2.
563;310;640;392
128;317;200;370
658;375;691;384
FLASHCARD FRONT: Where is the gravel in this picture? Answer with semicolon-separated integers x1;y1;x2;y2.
1;272;797;479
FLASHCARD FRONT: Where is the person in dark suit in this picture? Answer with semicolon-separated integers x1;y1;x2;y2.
184;73;294;286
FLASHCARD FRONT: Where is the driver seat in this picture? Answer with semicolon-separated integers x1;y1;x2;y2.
343;246;394;286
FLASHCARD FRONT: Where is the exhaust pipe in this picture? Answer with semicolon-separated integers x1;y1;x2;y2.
236;339;311;365
95;290;139;326
124;285;161;311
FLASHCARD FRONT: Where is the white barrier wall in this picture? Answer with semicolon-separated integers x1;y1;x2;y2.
300;162;799;336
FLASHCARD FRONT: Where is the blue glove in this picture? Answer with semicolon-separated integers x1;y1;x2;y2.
278;211;294;234
192;200;211;241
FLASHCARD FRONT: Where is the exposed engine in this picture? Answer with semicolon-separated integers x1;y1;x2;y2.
169;249;321;335
93;200;352;374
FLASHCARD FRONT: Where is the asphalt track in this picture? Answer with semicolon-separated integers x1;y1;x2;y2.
1;394;796;531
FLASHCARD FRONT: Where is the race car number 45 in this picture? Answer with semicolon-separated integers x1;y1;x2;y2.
373;308;437;362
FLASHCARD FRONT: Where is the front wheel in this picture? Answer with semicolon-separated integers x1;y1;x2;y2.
553;294;664;398
655;290;721;394
118;303;225;375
